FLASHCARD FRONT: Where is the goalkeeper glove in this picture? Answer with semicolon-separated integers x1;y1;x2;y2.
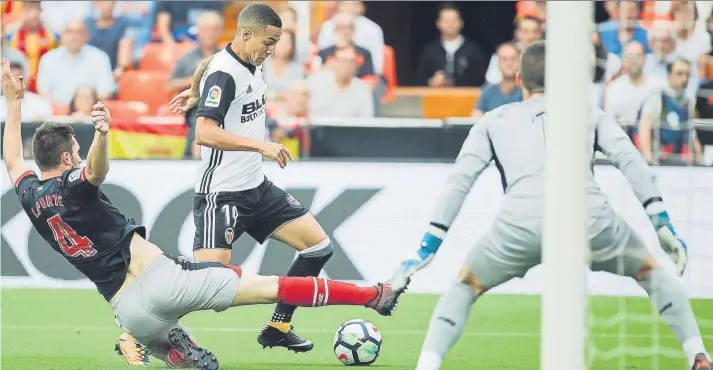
650;211;688;276
391;229;444;291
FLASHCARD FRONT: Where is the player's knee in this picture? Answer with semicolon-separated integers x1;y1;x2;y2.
299;237;333;261
233;274;279;306
457;267;487;296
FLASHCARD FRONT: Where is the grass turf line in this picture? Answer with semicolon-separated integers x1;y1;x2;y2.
2;289;711;369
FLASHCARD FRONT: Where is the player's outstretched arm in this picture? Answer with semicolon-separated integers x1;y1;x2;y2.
595;110;688;275
391;120;494;289
0;58;33;184
168;56;214;114
84;102;112;186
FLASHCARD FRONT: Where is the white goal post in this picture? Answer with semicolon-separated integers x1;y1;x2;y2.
541;2;594;370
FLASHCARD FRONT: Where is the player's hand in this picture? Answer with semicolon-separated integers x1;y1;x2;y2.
650;211;688;276
90;102;111;134
169;89;199;114
1;58;25;102
259;141;292;169
390;231;444;291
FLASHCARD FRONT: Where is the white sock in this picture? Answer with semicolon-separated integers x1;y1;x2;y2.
683;337;710;367
415;351;443;370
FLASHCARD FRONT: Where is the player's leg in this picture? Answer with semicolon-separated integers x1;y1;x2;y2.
116;192;235;365
159;250;406;314
416;221;542;370
247;181;330;351
111;259;219;370
590;216;711;369
227;267;405;315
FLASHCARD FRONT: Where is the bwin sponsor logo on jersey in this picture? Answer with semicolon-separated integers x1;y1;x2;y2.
241;94;266;123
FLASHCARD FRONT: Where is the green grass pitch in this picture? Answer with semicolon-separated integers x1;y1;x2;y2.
2;289;711;369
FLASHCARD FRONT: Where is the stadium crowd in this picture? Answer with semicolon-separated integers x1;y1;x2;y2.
0;0;712;165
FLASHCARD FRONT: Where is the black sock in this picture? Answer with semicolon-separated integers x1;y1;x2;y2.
271;253;332;322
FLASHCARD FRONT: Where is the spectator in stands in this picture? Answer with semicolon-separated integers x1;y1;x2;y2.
4;1;60;83
604;41;663;137
277;5;312;63
155;1;223;44
638;57;703;165
87;1;133;81
268;79;311;120
599;1;650;56
285;80;310;118
41;1;93;34
318;1;384;75
670;1;709;84
1;22;29;78
316;11;386;115
0;62;52;122
485;16;541;86
645;23;677;80
308;47;374;118
68;86;99;120
264;30;305;100
112;1;156;63
592;31;622;107
599;0;640;32
167;10;222;159
473;43;522;118
316;13;376;81
416;4;487;87
37;19;114;105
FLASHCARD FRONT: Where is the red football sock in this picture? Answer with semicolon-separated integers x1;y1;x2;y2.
166;348;187;368
277;276;378;307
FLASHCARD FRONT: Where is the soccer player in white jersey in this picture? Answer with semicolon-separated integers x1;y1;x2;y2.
390;41;712;370
165;3;346;354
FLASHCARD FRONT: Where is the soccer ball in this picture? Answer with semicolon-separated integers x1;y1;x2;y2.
333;319;382;366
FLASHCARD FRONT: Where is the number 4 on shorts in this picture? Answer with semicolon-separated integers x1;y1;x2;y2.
47;215;97;258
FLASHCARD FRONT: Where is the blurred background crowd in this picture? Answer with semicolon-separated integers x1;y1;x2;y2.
1;0;712;166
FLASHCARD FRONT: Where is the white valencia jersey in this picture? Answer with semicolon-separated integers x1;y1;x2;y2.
195;45;267;194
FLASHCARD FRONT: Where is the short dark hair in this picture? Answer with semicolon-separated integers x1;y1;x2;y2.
438;3;461;18
519;40;546;93
666;57;692;74
32;122;76;171
238;3;282;31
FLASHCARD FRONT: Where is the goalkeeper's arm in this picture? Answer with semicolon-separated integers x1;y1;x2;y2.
391;119;494;288
594;108;688;275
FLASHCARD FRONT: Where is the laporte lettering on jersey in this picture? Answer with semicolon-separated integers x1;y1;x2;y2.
31;194;63;218
241;94;266;123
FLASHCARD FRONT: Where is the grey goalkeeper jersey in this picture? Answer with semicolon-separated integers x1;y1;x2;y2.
431;95;664;228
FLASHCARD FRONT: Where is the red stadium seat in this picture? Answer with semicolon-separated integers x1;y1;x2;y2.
139;42;195;71
52;103;69;116
103;100;150;121
117;71;173;114
381;45;397;103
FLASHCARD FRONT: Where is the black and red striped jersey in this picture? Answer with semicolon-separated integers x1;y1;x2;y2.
13;168;144;301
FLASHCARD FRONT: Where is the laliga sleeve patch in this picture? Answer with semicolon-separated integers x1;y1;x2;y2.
205;85;222;107
68;169;81;182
